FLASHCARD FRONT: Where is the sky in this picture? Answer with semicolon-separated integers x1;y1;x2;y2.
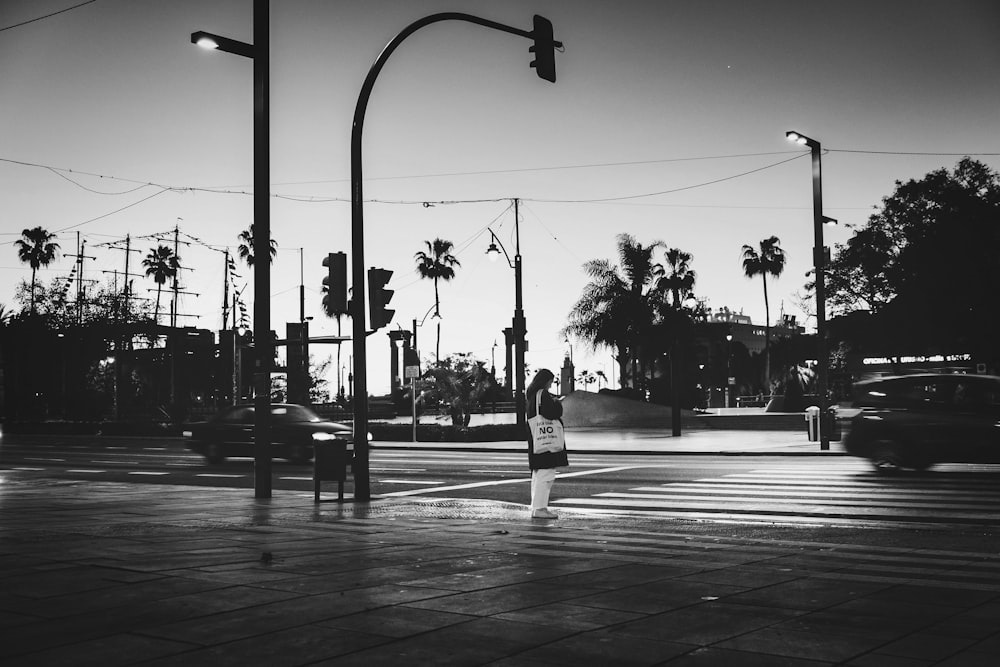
2;0;999;396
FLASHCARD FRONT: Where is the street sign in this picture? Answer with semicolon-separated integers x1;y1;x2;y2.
404;365;420;379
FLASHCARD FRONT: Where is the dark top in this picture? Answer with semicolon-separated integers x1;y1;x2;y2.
526;389;569;470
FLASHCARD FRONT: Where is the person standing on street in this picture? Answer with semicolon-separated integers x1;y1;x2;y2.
525;368;568;519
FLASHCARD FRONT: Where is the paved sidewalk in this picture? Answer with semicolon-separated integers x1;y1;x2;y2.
1;475;998;665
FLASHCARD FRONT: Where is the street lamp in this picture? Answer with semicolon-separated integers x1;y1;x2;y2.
786;130;830;450
485;201;527;429
725;333;733;409
191;0;273;497
349;13;560;500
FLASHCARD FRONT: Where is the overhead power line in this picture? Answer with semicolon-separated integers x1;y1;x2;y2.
0;0;99;33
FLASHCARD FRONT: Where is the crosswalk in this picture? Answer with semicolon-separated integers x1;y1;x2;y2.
553;461;1000;528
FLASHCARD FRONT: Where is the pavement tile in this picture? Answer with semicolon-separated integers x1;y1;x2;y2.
138;624;391;667
841;654;932;667
715;626;884;663
678;564;802;588
659;646;833;666
317;605;473;637
777;609;924;642
514;627;694;666
403;580;603;616
935;647;1000;667
400;564;568;591
873;632;977;662
723;577;889;611
494;600;646;631
541;562;704;589
2;632;197;667
610;601;803;645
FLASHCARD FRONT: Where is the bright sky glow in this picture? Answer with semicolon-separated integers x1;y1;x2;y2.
1;0;998;395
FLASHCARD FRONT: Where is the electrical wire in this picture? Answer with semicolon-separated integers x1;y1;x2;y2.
0;0;98;32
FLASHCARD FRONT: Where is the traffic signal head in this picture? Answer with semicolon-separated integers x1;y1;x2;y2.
367;267;394;331
529;15;560;83
321;252;347;317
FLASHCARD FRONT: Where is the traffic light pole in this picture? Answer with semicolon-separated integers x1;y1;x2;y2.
350;13;560;501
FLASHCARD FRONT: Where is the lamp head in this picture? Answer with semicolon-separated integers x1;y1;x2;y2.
486;242;501;262
191;32;219;50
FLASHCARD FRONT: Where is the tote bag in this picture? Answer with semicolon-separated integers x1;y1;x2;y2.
528;391;565;454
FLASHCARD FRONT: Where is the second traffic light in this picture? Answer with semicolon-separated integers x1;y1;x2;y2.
322;252;347;317
528;15;560;83
368;267;394;331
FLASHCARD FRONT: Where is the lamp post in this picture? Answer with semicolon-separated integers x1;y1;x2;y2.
725;333;733;409
192;0;273;497
486;200;527;429
786;130;830;450
349;14;559;499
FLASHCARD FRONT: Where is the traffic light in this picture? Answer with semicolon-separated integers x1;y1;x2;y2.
528;15;559;83
321;252;347;317
367;267;394;331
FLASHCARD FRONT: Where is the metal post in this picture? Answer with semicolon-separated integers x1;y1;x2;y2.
350;13;558;501
810;144;830;451
252;0;272;497
513;199;527;430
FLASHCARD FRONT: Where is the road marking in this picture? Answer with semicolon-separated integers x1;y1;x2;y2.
91;460;139;465
279;476;313;481
9;467;45;471
379;479;445;485
469;470;530;474
105;447;126;450
127;471;169;476
67;469;107;474
196;473;245;478
25;457;65;462
378;466;639;497
370;468;427;472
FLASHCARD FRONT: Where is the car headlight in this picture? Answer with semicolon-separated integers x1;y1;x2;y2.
367;432;373;442
311;432;340;442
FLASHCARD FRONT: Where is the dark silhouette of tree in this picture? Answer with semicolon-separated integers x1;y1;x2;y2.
825;158;1000;364
741;236;786;389
564;233;664;390
14;227;60;315
237;225;277;268
142;245;180;324
414;238;461;363
658;248;696;308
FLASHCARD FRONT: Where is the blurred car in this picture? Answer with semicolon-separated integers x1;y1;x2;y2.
184;404;362;464
843;373;1000;472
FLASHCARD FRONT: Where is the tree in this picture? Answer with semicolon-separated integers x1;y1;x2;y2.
420;353;493;427
563;233;664;390
825;158;1000;363
14;227;60;315
237;225;277;268
142;245;180;324
741;236;785;390
658;247;696;308
414;238;461;363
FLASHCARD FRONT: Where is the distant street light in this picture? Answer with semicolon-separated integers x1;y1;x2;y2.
191;0;273;497
486;200;526;429
786;130;830;450
349;14;560;499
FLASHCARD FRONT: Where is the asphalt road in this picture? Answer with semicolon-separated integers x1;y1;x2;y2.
3;434;1000;532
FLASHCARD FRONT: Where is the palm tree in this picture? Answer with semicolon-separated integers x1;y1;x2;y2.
15;227;60;315
237;225;277;268
143;245;180;324
414;238;461;363
658;247;696;308
563;233;663;390
741;236;786;390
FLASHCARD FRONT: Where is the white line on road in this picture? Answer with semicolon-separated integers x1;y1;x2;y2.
25;457;65;462
128;471;170;476
378;466;640;497
67;469;107;474
196;473;245;478
379;479;445;485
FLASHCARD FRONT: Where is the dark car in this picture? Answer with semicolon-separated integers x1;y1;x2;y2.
184;404;361;464
843;373;1000;472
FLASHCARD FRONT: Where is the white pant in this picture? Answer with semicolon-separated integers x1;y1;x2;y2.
530;468;557;511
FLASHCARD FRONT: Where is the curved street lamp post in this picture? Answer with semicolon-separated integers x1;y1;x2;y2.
486;200;526;430
351;14;561;500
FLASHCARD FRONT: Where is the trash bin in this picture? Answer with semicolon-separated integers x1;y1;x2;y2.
805;405;820;442
825;406;841;441
313;441;350;502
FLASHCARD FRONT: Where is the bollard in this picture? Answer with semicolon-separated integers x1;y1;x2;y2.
805;405;820;442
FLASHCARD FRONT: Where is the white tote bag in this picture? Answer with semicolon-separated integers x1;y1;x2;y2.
528;391;565;454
